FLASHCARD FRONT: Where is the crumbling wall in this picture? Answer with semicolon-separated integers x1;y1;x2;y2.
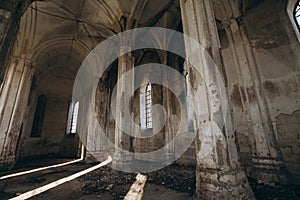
244;0;300;183
221;0;300;183
276;111;300;183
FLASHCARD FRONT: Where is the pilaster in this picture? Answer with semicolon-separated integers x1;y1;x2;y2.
0;56;33;169
223;17;287;183
112;45;134;170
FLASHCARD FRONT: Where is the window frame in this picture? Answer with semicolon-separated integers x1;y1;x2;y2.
294;1;300;29
66;101;79;134
145;83;153;129
288;0;300;42
140;83;153;130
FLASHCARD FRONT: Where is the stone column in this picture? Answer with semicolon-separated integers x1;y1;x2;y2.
180;0;254;198
112;45;134;170
0;56;33;169
0;2;24;83
161;52;176;163
223;18;287;183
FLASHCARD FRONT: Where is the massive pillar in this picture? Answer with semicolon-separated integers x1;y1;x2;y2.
222;17;287;183
0;56;33;169
112;45;134;170
0;1;25;84
180;0;254;198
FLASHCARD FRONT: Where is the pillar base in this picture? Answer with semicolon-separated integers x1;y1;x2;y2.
0;155;15;170
253;156;287;184
196;167;255;199
112;150;133;171
84;151;99;164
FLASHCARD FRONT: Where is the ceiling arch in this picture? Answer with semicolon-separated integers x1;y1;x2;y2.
11;0;181;77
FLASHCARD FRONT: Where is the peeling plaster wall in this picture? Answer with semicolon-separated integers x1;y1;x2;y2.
276;111;300;183
221;0;300;183
244;0;300;183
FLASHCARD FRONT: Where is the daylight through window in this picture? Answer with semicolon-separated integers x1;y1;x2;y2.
67;101;79;134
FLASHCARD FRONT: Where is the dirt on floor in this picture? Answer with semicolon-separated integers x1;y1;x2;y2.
0;161;195;200
0;162;91;199
77;163;195;200
1;159;300;200
248;177;300;200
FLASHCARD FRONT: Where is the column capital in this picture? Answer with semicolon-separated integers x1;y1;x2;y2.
221;19;232;30
23;59;32;68
10;56;33;69
221;17;246;34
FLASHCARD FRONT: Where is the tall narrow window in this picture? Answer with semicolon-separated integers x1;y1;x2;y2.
30;95;47;137
66;101;79;134
140;83;153;129
295;1;300;30
145;83;153;128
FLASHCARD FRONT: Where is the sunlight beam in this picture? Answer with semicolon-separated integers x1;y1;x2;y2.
9;156;112;200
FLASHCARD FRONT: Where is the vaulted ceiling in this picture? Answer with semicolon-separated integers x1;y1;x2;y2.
22;0;181;52
12;0;181;77
9;0;266;79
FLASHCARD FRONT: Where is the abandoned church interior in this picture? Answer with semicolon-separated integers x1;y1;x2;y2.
0;0;299;199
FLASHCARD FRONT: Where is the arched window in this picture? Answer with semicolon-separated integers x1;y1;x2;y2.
140;83;153;129
145;83;153;128
295;1;300;30
288;0;300;41
30;95;47;137
66;101;79;134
